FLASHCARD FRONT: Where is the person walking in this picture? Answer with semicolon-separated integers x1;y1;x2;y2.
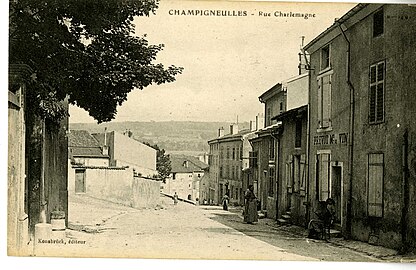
222;193;230;211
173;192;178;205
244;185;258;224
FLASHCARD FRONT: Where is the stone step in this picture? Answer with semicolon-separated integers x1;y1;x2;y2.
276;218;291;225
258;212;266;219
286;211;292;215
329;229;342;238
281;214;291;220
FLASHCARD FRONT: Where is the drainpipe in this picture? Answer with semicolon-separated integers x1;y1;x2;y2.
338;22;354;239
401;129;409;252
271;131;280;220
300;47;312;226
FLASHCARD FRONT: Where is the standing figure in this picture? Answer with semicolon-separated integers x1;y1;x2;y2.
222;193;230;211
173;192;178;205
244;185;258;224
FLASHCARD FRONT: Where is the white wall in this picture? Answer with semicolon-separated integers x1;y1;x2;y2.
73;157;109;167
113;132;157;177
284;73;308;111
163;171;203;201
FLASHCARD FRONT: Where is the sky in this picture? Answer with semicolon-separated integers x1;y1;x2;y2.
69;0;356;123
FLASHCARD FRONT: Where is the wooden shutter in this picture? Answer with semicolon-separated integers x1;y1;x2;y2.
300;154;306;196
287;155;293;193
317;78;322;127
368;153;384;217
322;75;331;128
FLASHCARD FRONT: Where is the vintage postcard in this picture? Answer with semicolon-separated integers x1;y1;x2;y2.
5;0;416;266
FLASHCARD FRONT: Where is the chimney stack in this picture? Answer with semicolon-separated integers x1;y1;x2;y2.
102;127;109;156
230;124;239;135
218;127;225;137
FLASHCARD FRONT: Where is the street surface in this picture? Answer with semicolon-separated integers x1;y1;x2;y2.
34;194;413;263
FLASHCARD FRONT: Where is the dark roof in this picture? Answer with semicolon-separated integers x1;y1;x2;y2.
170;155;208;173
68;130;107;157
258;83;282;103
272;105;308;121
208;128;251;144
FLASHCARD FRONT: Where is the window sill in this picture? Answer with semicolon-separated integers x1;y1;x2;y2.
316;126;333;133
318;67;333;76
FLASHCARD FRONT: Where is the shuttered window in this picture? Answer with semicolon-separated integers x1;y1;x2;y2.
300;154;306;196
268;167;275;196
368;153;384;217
369;61;385;124
317;75;332;129
286;155;293;193
317;153;330;201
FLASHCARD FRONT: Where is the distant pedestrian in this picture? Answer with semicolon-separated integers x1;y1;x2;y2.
222;193;229;211
244;185;258;224
173;192;178;205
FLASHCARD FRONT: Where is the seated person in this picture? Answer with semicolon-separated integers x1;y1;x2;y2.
308;198;335;239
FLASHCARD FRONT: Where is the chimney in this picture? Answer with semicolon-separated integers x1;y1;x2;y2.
230;124;239;135
249;121;254;131
218;127;224;137
102;127;109;155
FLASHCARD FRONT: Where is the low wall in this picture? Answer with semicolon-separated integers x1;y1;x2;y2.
68;165;160;208
86;167;133;206
132;177;160;209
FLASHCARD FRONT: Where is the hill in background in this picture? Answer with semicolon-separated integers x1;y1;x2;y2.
70;121;250;155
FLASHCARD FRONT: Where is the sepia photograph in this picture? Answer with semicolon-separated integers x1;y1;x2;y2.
5;0;416;267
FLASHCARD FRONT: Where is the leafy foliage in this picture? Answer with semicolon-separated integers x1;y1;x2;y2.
143;142;171;183
10;0;183;123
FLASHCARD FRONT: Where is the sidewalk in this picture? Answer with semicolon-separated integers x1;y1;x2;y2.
228;206;415;263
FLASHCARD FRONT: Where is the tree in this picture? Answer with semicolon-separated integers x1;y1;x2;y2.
9;0;183;123
143;142;171;183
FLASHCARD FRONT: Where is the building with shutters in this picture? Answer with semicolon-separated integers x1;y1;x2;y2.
162;155;208;202
272;105;308;227
304;3;416;251
208;124;250;206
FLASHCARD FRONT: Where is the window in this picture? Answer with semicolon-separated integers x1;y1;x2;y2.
373;9;384;37
295;118;302;148
220;166;223;178
368;153;384;217
240;146;243;160
317;74;332;128
231;165;235;179
279;102;283;112
249;151;258;168
321;45;330;70
316;153;330;201
172;173;176;180
268;167;275;196
293;156;300;192
266;104;273;126
226;147;230;159
232;147;235;160
269;138;275;161
369;61;385;124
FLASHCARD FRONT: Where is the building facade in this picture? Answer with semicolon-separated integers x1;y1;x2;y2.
162;155;208;202
273;105;308;226
208;125;249;206
93;130;157;177
305;4;416;250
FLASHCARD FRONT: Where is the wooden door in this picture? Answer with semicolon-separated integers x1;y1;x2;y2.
75;169;86;193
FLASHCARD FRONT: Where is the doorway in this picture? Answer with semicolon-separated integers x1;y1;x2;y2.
331;165;342;224
75;169;86;193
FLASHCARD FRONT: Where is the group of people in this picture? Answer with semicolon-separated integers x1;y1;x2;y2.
222;184;258;224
